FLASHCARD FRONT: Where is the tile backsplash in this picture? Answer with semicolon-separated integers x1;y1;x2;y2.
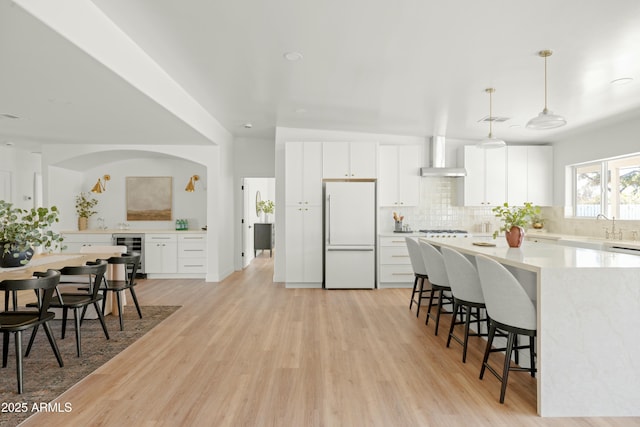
379;177;498;233
379;177;640;240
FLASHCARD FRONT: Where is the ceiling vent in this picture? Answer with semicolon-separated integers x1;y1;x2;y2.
478;115;510;123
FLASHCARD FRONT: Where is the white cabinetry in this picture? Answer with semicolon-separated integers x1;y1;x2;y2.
61;233;113;252
507;145;553;206
378;236;414;288
285;142;323;287
379;145;420;207
322;142;377;179
460;145;506;206
144;234;178;274
177;234;207;274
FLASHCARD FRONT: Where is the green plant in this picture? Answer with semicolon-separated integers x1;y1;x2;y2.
257;200;275;215
75;192;98;218
491;202;541;239
0;200;64;257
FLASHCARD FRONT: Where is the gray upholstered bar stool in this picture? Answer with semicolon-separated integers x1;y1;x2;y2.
406;237;430;317
475;254;536;404
441;247;488;363
419;240;453;335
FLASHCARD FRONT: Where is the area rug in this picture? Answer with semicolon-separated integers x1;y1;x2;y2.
0;305;180;427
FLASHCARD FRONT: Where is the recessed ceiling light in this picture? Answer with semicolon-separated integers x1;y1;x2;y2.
5;142;14;146
283;51;303;61
509;124;521;129
610;77;634;86
243;123;253;129
295;108;307;114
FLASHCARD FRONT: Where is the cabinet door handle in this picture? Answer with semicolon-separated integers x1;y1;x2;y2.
391;255;409;258
392;273;413;276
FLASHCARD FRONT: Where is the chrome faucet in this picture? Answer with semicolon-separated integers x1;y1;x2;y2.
596;214;622;240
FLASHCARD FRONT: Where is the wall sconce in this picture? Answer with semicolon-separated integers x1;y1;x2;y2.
91;174;110;194
185;175;200;192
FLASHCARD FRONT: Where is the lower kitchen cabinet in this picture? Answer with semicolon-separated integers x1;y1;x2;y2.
144;234;178;274
61;233;113;252
378;235;415;288
177;234;207;274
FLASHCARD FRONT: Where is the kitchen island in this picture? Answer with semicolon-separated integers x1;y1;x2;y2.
421;236;640;417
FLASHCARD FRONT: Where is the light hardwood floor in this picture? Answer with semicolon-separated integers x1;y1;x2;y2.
21;255;640;426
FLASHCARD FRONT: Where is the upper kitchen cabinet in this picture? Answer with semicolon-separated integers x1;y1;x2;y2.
285;141;323;206
460;145;506;206
322;142;377;179
506;145;553;206
379;145;421;207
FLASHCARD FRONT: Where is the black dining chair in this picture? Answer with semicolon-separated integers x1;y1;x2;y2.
99;253;142;331
0;269;64;393
26;260;110;357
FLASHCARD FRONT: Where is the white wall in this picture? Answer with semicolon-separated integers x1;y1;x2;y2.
0;146;42;209
41;143;234;282
233;136;276;270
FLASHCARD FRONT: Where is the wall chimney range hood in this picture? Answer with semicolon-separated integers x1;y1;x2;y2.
420;136;466;177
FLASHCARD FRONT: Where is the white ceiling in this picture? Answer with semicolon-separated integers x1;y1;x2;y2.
3;0;640;148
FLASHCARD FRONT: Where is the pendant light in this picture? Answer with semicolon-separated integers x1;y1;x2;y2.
477;88;506;148
527;50;566;130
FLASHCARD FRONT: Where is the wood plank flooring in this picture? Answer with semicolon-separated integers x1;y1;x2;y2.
19;256;640;426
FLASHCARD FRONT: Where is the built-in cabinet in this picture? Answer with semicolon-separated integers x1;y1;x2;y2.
144;234;178;274
378;235;414;288
61;233;113;252
506;145;553;206
177;234;207;274
285;142;323;287
378;145;420;207
460;145;507;206
322;141;377;179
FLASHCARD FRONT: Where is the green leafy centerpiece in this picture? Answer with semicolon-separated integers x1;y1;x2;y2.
0;200;63;267
492;202;540;248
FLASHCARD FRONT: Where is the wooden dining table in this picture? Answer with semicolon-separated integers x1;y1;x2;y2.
0;252;125;314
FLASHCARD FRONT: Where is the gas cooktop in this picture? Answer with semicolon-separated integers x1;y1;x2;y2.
419;229;468;234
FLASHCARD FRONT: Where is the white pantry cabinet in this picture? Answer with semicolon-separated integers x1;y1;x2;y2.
322;142;377;179
285;142;323;287
285;205;323;285
506;145;553;206
378;145;420;207
460;145;506;206
144;234;178;274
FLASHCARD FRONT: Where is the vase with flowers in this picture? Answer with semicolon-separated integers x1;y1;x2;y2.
75;192;98;231
492;202;540;248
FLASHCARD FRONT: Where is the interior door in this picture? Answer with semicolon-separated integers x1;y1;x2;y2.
242;178;254;268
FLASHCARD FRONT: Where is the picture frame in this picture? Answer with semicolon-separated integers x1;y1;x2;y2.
126;176;173;220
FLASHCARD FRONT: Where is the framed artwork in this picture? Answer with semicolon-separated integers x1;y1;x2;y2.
126;176;173;220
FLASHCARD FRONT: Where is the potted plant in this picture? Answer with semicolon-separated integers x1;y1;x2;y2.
492;202;541;247
257;200;275;223
0;200;64;267
75;192;98;230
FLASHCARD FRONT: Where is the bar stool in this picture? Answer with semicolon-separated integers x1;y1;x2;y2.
475;254;536;404
406;237;430;317
441;247;488;363
419;241;453;335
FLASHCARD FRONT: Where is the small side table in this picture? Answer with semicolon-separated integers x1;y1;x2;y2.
254;223;275;257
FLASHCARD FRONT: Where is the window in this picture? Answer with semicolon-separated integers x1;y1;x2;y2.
573;153;640;219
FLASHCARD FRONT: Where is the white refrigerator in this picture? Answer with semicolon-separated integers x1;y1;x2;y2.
324;181;376;289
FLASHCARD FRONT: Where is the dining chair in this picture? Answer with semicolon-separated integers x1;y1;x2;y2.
0;269;64;393
100;253;142;331
26;260;110;357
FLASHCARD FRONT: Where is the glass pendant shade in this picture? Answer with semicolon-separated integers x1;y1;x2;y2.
477;88;506;148
527;50;566;130
526;108;567;129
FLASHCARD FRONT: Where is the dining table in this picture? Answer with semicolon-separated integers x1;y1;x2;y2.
0;252;125;315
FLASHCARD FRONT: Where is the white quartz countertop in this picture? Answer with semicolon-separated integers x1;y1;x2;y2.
526;229;640;251
61;229;206;234
420;236;640;272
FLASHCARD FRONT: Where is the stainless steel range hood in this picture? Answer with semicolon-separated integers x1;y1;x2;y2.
419;136;466;177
